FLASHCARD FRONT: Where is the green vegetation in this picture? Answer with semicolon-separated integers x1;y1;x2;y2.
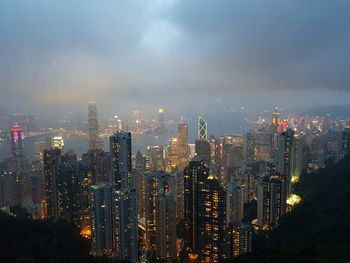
0;213;112;263
227;155;350;263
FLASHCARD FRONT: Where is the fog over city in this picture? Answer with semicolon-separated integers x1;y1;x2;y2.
1;0;350;115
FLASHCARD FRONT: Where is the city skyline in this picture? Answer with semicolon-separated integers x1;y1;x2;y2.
0;1;350;263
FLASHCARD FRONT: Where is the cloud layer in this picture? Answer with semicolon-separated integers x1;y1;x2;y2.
0;0;349;114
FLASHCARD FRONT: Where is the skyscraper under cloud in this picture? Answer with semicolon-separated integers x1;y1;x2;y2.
10;124;25;159
88;102;100;150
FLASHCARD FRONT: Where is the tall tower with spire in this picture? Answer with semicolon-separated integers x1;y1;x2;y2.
88;102;99;150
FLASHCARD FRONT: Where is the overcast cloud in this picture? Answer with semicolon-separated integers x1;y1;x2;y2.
0;0;349;115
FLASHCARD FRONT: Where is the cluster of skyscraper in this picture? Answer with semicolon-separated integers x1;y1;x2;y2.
1;104;350;263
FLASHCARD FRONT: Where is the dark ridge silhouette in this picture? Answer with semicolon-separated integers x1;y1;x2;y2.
0;213;112;263
225;155;350;263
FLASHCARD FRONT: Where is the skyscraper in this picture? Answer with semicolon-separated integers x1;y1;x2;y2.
257;163;287;229
10;124;25;159
271;107;280;132
109;131;138;262
209;135;219;165
147;145;164;172
88;102;100;150
89;183;117;258
198;117;208;141
290;136;303;184
51;136;64;151
227;179;245;226
82;149;114;184
43;148;61;219
158;108;165;132
195;140;211;166
184;156;208;254
116;188;138;262
145;171;176;254
156;190;177;262
184;156;227;262
175;125;188;220
198;174;227;263
177;124;190;171
228;223;252;257
277;128;296;195
109;132;132;190
166;138;178;172
44;149;83;223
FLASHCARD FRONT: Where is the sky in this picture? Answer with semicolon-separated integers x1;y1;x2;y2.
0;0;349;116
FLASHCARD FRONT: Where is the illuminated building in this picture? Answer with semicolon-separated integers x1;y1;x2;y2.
175;171;184;222
10;124;25;159
44;148;84;224
277;128;298;195
290;137;303;184
109;131;138;262
156;190;177;262
228;223;252;257
176;124;189;221
147;145;164;172
145;171;176;253
80;169;93;238
198;174;227;263
271;107;280;132
56;151;84;226
166;138;178;172
222;143;244;185
131;110;141;132
227;179;245;225
109;132;132;190
82;149;114;184
51;136;64;151
43;148;62;219
184;156;208;253
209;135;219;165
217;135;247;185
198;117;208;141
0;164;14;207
158;108;165;132
89;183;117;258
88;102;100;150
184;157;227;262
257;163;287;229
116;188;138;262
278;119;288;133
177;124;190;171
253;131;272;161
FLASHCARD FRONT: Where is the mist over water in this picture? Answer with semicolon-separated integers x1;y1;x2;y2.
0;111;248;161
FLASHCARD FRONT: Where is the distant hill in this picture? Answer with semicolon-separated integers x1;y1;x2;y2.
226;155;350;263
304;104;350;118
